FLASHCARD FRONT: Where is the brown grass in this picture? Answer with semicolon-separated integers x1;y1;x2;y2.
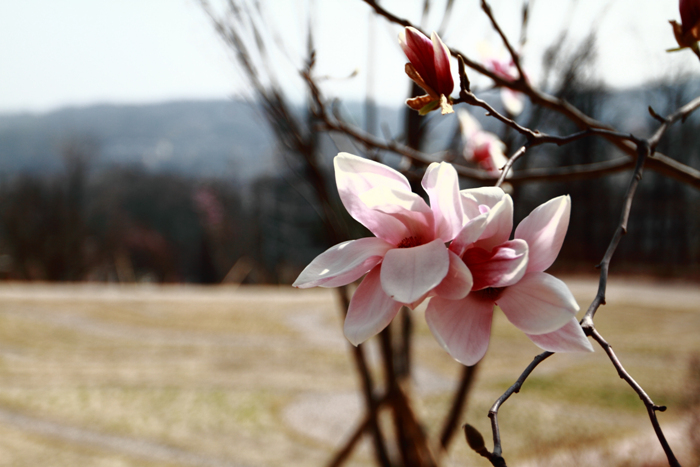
0;279;697;466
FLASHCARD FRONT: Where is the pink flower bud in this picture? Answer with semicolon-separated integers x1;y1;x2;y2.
399;27;454;115
680;0;700;36
670;0;700;51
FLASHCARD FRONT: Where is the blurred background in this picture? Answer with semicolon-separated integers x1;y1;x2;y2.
0;1;699;466
1;0;699;284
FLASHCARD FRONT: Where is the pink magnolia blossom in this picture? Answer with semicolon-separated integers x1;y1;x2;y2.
399;27;455;115
484;58;525;116
671;0;700;50
293;153;473;345
426;188;593;365
458;109;509;177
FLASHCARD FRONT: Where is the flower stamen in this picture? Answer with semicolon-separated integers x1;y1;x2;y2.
397;236;423;248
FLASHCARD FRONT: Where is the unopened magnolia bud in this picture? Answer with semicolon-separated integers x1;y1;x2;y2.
463;424;488;455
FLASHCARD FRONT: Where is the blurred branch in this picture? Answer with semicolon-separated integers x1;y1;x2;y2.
439;363;480;451
362;0;700;189
480;0;525;83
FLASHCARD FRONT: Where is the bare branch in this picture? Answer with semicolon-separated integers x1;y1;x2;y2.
589;328;681;467
480;0;526;83
486;352;554;465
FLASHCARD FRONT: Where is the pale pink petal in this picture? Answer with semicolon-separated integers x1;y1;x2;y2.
496;272;578;335
425;294;494;366
501;88;524;116
422;162;464;241
450;215;488;258
514;195;571;273
457;109;482;144
431;32;454;96
460;186;506;219
344;266;402;345
433;250;473;300
334;153;414;244
380;239;449;305
526;317;594;353
473;194;513;251
463;239;528;290
360;186;434;242
293;237;393;288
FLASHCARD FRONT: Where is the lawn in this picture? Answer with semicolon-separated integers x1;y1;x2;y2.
0;279;696;466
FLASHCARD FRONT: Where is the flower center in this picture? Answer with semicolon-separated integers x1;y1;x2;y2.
475;287;505;302
397;236;423;248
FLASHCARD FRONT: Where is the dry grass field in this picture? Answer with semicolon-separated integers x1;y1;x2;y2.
0;279;697;466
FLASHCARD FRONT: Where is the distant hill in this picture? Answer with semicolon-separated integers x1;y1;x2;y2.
0;100;279;181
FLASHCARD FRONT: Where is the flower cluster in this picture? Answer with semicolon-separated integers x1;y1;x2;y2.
294;153;592;365
483;57;526;117
458;109;509;177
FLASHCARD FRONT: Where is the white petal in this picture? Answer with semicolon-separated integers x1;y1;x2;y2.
433;250;473;300
526;317;594;353
501;88;524;116
458;108;482;143
344;266;402;345
450;214;488;258
380;239;449;305
422;162;464;241
334;153;413;243
426;294;494;366
514;195;571;273
496;272;578;335
293;238;393;288
460;186;506;219
473;194;513;251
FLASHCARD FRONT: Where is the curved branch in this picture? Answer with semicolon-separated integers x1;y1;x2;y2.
589;328;681;467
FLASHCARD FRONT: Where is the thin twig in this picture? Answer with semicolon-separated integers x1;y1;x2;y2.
487;352;554;465
580;141;648;327
589;328;681;467
480;0;526;82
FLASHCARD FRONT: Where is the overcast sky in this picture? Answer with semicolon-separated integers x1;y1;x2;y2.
0;0;697;115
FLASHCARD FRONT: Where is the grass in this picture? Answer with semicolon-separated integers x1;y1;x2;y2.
0;280;696;466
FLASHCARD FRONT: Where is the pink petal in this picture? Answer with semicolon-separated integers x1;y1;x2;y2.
359;186;434;241
431;31;454;96
526;317;594;353
344;266;402;346
422;162;464;241
400;27;438;92
457;109;481;143
460;186;506;220
463;239;528;290
380;239;449;305
680;0;700;34
514;195;571;273
496;272;578;335
450;215;488;258
473;194;513;251
433;250;473;300
293;237;393;288
334;153;414;244
425;294;494;366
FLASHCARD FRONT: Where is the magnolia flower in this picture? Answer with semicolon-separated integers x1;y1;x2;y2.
458;109;509;177
399;26;455;115
484;57;525;116
670;0;700;51
425;188;593;365
294;153;473;345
